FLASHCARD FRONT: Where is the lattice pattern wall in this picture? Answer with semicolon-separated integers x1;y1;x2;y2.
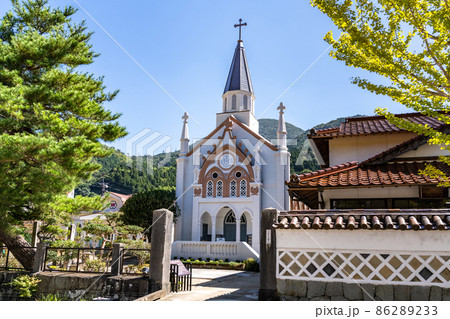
277;249;450;288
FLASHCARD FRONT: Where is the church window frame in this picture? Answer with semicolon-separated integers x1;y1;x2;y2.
206;180;213;198
232;94;237;110
230;180;237;197
216;180;223;197
240;180;247;197
243;95;248;109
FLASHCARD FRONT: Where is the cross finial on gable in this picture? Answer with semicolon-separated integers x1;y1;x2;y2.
182;112;189;123
277;102;286;114
234;18;247;42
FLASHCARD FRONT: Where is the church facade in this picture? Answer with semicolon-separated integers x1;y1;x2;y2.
174;33;290;254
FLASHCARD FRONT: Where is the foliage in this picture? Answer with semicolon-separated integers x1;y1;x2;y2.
9;275;40;298
311;0;450;183
81;211;144;249
119;239;151;268
120;187;178;235
243;258;259;272
37;293;68;301
0;0;126;265
75;148;177;196
84;258;106;272
45;240;82;268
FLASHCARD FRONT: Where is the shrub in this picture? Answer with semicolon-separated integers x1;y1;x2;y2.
84;259;106;272
244;258;259;272
224;258;229;262
198;258;202;261
173;256;178;259
9;275;41;299
206;258;210;262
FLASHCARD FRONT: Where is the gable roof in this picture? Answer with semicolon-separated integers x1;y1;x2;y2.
287;160;449;189
186;115;277;156
309;112;444;139
223;41;253;94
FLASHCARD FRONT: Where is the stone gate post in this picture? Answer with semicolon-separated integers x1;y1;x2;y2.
149;209;173;294
258;208;278;300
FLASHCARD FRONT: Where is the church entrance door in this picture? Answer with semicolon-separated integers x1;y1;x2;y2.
223;210;247;241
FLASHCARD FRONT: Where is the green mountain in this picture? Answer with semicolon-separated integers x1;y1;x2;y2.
75;115;361;196
259;118;304;141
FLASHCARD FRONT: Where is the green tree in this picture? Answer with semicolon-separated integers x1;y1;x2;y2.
120;187;178;237
311;0;450;182
0;0;126;269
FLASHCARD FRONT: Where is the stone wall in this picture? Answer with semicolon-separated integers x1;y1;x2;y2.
0;271;149;301
277;279;450;301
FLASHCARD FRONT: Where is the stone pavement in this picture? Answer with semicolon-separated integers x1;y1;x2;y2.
159;268;259;301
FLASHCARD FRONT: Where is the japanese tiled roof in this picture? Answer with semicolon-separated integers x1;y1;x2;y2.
109;192;132;202
287;160;449;188
273;210;450;231
309;112;444;138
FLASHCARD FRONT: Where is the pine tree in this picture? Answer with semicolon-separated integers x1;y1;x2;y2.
0;0;126;269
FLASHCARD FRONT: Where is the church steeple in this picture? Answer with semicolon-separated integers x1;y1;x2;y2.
218;19;258;132
223;39;253;94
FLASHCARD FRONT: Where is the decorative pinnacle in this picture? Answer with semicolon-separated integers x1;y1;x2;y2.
277;102;286;113
182;112;189;123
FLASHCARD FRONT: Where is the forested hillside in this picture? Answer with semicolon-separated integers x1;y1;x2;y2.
75;116;361;196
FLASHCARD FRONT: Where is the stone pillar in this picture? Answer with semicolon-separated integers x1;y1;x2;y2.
32;242;48;273
236;219;241;242
68;223;76;241
111;243;124;276
211;218;216;242
31;221;41;247
149;209;174;294
258;208;278;301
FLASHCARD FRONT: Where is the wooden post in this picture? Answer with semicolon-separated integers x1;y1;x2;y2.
258;208;278;301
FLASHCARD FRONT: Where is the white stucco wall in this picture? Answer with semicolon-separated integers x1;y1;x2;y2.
329;132;417;166
175;118;290;253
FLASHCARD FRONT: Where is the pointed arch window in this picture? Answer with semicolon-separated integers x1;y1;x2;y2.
224;211;247;224
240;180;247;197
216;180;223;197
206;181;213;198
243;95;248;110
230;180;237;197
224;97;227;111
232;94;237;110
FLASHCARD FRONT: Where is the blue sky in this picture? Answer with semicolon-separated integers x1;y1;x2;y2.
0;0;408;155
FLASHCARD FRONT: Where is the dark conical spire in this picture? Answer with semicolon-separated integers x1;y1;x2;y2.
223;41;253;94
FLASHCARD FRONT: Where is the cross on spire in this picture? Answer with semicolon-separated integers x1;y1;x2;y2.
234;18;247;42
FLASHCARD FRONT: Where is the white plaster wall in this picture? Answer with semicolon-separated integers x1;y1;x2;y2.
176;118;289;254
329;132;417;166
277;229;449;253
401;143;450;158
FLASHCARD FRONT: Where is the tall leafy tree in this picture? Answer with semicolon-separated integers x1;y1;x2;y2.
311;0;450;182
0;0;126;269
120;187;178;238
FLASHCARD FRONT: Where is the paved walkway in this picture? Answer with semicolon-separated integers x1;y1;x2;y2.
159;268;259;301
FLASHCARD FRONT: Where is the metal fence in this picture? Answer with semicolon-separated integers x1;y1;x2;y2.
43;246;151;275
44;247;113;274
0;246;35;271
170;262;192;293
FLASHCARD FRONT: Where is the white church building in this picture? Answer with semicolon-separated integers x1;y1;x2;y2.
172;25;290;260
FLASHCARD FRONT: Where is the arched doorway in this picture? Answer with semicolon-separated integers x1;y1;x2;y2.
223;210;247;241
